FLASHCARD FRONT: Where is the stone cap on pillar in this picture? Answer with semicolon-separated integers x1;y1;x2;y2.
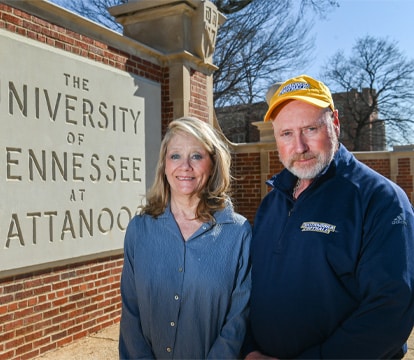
253;121;275;143
109;0;226;64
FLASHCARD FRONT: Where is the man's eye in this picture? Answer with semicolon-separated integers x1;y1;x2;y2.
303;127;318;135
281;131;292;137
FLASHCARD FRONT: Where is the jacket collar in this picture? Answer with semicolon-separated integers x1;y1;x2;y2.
266;143;348;192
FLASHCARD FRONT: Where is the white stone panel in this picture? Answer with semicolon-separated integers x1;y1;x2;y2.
0;29;161;275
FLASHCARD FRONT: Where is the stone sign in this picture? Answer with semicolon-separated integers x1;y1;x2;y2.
0;29;161;276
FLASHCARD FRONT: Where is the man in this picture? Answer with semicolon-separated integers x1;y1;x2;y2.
243;75;414;359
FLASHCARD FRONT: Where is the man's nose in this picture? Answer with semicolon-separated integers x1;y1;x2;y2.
293;132;309;153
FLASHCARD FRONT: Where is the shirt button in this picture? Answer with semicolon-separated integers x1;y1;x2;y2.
174;295;179;300
178;267;183;272
170;321;175;327
166;347;172;353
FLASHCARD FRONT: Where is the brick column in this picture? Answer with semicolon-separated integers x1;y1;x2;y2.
109;0;225;124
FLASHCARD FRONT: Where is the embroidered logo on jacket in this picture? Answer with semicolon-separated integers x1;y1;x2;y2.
300;222;336;234
392;213;407;225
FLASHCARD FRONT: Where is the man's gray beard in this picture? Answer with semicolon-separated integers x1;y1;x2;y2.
287;142;337;180
288;157;330;179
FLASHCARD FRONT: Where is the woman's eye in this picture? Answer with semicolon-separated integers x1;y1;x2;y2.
191;153;203;160
170;154;180;160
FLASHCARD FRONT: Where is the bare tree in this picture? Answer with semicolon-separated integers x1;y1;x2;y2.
51;0;126;32
214;0;253;14
212;0;338;107
322;36;414;149
49;0;337;107
213;1;308;107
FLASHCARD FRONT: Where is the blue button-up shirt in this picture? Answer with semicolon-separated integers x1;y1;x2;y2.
119;204;252;359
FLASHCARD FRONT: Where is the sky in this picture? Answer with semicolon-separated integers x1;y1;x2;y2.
301;0;414;78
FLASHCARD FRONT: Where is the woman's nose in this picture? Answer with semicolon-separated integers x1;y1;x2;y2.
178;157;192;169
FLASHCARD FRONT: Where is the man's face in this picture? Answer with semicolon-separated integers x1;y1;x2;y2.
271;100;340;180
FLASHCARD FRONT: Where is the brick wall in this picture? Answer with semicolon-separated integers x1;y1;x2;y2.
161;67;174;136
396;158;414;197
231;152;263;222
0;255;123;359
189;69;209;122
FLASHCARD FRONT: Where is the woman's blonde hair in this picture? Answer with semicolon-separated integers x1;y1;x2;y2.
141;116;232;222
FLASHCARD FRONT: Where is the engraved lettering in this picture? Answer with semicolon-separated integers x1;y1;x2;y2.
133;158;141;182
130;109;141;134
61;210;75;240
43;89;62;121
8;82;27;116
6;147;22;181
90;154;101;182
0;32;154;273
98;102;109;129
80;208;93;237
6;214;24;248
4;148;142;183
120;156;129;181
106;155;116;182
82;98;95;128
117;206;132;231
29;149;46;181
52;151;68;181
98;208;114;234
72;153;84;181
27;212;41;244
44;211;58;242
65;94;77;125
6;81;142;135
3;207;135;248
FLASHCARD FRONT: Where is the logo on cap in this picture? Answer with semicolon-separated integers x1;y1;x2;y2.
279;82;310;96
263;74;335;122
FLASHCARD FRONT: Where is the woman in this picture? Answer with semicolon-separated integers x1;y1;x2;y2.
119;117;252;359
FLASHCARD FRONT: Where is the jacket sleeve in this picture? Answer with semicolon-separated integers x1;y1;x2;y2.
299;193;414;359
119;218;155;359
207;222;252;359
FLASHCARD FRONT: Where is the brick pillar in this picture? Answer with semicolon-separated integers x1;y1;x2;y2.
109;0;225;124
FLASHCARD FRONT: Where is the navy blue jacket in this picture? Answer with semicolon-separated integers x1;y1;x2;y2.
246;145;414;359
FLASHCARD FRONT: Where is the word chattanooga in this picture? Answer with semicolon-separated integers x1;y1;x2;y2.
1;73;146;253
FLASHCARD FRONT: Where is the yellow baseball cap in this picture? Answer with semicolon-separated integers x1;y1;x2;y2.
264;74;335;122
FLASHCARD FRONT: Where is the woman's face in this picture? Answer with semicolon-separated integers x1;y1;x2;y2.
165;132;213;201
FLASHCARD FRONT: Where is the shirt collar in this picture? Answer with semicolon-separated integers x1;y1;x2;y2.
159;201;237;226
